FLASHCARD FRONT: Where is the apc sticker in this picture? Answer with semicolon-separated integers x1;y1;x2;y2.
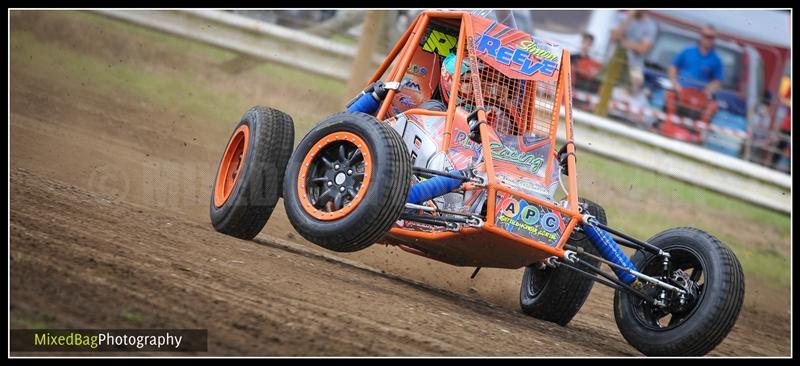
500;199;559;233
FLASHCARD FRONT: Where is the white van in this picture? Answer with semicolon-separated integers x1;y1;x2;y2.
515;10;619;61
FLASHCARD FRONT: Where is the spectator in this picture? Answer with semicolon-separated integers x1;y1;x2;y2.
571;32;603;99
570;32;595;65
750;91;773;164
610;10;657;100
771;75;791;171
668;25;723;98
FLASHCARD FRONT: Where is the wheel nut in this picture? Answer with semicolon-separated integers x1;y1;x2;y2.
339;186;345;192
347;169;353;175
334;164;340;170
327;181;333;187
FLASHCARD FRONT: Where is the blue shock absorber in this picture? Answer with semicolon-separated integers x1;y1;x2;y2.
582;223;638;284
346;91;380;114
345;81;390;115
407;173;464;205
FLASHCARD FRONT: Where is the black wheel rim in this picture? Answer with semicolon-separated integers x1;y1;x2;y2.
305;140;367;213
527;266;553;298
629;246;707;331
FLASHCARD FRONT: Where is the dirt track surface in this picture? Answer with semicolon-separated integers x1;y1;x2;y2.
10;170;789;356
10;11;790;356
11;170;635;356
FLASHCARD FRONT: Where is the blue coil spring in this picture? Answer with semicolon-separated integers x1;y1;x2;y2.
582;223;638;284
346;92;380;114
406;174;464;205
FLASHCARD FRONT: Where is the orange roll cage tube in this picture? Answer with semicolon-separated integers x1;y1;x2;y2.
371;11;581;269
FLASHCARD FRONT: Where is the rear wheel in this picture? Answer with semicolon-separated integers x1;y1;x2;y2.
519;198;605;326
283;112;411;252
210;106;294;240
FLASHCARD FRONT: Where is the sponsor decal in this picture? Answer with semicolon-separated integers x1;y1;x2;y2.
401;77;422;92
496;196;560;242
398;95;416;107
496;173;550;197
517;40;559;62
453;131;481;152
475;22;558;77
423;29;458;57
407;64;428;76
489;141;544;173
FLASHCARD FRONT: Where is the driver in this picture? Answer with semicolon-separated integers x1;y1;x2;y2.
438;53;523;135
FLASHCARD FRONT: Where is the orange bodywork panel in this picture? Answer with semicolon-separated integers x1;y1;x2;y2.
383;228;552;269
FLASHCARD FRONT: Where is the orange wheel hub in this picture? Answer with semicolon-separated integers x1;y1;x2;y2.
213;125;250;207
297;131;373;220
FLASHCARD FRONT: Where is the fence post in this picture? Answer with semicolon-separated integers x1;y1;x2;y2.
742;121;754;161
594;45;626;117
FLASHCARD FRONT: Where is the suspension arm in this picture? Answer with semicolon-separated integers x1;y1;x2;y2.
566;244;686;294
595;222;669;257
556;260;657;305
412;166;472;181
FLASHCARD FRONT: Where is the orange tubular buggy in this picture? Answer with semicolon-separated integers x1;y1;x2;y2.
210;11;745;356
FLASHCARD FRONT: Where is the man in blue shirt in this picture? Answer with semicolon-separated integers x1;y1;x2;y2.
669;25;723;98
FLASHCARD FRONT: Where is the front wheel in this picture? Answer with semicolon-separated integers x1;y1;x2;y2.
613;227;745;356
282;112;411;252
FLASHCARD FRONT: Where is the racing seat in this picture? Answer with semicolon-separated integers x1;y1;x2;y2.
661;88;718;144
573;57;603;94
